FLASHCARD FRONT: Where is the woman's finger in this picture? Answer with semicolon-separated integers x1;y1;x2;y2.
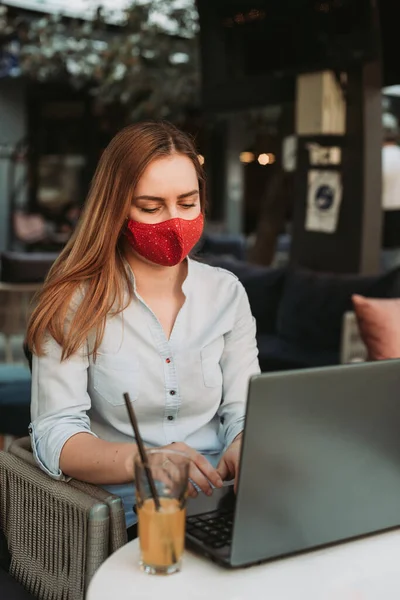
167;443;223;491
189;463;214;496
188;481;198;498
192;453;223;489
216;456;229;481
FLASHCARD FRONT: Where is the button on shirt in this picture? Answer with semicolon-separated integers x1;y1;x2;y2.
30;259;260;526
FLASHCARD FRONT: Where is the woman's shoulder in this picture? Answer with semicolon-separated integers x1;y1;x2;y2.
189;259;245;296
190;258;238;280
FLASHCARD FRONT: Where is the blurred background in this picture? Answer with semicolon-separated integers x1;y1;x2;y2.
1;0;398;266
1;0;400;369
4;3;400;591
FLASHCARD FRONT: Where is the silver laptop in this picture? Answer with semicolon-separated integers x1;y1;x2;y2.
186;360;400;567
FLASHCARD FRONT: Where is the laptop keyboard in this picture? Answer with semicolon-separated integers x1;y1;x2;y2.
186;510;234;549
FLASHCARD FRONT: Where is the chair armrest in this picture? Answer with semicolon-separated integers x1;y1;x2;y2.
1;437;127;600
9;437;128;554
0;449;108;599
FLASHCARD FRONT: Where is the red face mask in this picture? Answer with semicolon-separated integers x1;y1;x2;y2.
125;213;204;267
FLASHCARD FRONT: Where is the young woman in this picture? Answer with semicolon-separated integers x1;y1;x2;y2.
27;121;260;537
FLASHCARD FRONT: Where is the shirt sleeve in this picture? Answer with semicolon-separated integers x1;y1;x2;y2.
218;281;261;449
30;334;97;481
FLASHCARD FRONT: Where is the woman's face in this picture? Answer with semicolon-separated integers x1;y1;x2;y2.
129;153;201;224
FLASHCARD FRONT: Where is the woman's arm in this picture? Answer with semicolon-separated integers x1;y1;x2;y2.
60;433;138;484
216;282;259;486
218;281;260;448
30;335;137;485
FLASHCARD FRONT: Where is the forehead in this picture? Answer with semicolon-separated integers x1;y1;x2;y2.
136;154;198;194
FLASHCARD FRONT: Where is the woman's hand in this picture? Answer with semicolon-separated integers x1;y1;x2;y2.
162;442;224;498
216;433;243;493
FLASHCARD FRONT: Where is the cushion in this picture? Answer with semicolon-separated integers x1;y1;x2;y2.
277;269;377;350
204;257;286;334
352;294;400;360
257;333;339;372
240;267;286;334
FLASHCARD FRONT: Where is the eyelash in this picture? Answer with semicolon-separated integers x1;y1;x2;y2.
140;203;197;214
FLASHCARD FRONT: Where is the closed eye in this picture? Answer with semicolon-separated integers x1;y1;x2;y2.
139;203;197;214
140;207;160;214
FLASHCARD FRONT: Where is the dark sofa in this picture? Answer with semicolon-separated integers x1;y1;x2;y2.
206;257;400;372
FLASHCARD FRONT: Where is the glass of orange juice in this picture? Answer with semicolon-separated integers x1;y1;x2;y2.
135;449;190;575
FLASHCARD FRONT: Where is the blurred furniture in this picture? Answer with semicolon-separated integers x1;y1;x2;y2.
271;233;291;268
0;251;55;446
198;232;247;261
0;251;58;284
13;211;48;246
0;251;57;363
340;311;368;364
205;257;400;372
0;364;31;450
87;531;400;600
0;282;40;363
0;437;127;600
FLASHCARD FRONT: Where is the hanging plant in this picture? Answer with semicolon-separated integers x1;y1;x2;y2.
0;1;200;123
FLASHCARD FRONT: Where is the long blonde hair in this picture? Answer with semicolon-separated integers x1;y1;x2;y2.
27;121;206;360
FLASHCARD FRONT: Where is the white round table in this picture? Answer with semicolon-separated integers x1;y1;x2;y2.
87;530;400;600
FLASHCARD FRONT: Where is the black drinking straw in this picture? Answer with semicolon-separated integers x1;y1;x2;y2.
123;392;161;511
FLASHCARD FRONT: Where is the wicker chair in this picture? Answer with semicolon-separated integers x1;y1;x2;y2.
0;437;128;600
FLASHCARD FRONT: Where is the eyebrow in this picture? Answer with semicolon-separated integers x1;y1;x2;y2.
134;190;199;202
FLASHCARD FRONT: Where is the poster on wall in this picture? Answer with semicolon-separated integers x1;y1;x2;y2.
305;169;343;234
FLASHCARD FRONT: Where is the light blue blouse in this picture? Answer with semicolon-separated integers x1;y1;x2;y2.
30;259;260;526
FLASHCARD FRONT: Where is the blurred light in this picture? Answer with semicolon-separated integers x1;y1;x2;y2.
228;9;266;26
234;12;245;24
248;9;261;20
267;153;276;164
170;52;189;65
198;154;205;166
240;151;255;164
257;153;270;166
316;2;330;12
384;85;400;97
